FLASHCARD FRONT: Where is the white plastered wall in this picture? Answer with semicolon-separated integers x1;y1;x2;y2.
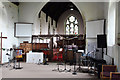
0;2;18;63
104;1;119;71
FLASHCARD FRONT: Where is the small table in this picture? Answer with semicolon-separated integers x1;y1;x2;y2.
26;52;43;63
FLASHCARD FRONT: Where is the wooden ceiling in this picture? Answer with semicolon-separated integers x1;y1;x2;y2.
41;2;79;22
12;2;19;6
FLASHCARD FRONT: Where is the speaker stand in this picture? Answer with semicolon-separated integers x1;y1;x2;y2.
72;64;77;75
102;48;104;59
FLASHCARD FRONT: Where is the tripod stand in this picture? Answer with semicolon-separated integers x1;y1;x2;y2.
76;51;83;72
6;48;13;68
6;53;11;68
61;47;71;72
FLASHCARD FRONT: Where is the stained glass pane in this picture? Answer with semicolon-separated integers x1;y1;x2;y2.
70;23;74;28
74;31;78;34
69;16;75;22
66;30;69;35
70;31;73;34
66;25;69;30
70;23;74;34
66;31;69;35
66;20;69;24
74;25;78;34
66;25;69;35
75;25;78;30
75;20;78;24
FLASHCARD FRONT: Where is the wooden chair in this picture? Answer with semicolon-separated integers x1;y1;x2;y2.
100;65;117;79
110;72;120;80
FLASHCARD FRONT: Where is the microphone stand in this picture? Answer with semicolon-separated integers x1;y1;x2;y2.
72;48;77;75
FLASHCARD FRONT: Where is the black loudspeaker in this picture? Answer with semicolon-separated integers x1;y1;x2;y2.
97;35;107;48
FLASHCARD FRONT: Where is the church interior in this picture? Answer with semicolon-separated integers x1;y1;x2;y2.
0;0;120;80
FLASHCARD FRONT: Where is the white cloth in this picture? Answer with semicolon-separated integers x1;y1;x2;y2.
26;52;43;63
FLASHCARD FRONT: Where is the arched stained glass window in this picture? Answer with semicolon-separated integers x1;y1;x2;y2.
65;15;78;35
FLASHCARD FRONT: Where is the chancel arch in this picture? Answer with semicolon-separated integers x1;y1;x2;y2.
33;1;85;35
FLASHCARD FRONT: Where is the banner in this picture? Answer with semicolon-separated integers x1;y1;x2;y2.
16;49;22;58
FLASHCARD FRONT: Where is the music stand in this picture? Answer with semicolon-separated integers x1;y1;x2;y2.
43;51;49;65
